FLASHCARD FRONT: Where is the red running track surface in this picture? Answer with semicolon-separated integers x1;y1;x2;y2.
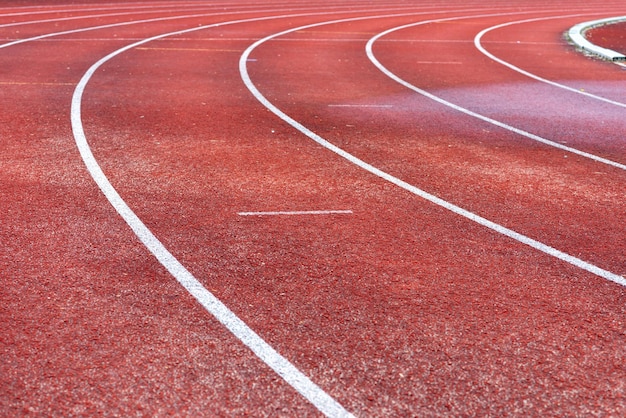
1;1;625;416
587;20;626;54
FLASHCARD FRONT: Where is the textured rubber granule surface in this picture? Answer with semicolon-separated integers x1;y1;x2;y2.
1;1;625;417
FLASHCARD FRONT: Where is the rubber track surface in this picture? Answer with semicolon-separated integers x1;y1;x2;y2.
1;1;625;416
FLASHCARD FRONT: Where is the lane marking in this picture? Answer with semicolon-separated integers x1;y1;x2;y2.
485;40;563;45
296;30;376;35
240;14;626;288
238;210;353;216
0;5;221;30
0;81;74;86
136;46;241;52
366;18;626;171
328;104;393;108
0;2;218;19
475;14;626;108
416;61;462;64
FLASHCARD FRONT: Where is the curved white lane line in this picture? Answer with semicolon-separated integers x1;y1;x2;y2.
474;14;626;108
366;19;626;171
0;2;210;17
0;3;448;50
69;13;358;418
240;16;626;287
0;11;230;50
238;210;353;216
0;5;226;29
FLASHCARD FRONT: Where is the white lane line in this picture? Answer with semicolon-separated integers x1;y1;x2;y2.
0;2;212;18
239;210;353;216
68;13;357;418
240;15;626;288
416;61;462;64
0;5;217;30
328;104;393;108
366;18;626;171
136;46;241;52
0;81;74;86
0;11;232;50
474;14;626;108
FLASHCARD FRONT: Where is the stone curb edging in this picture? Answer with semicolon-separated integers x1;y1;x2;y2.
568;16;626;61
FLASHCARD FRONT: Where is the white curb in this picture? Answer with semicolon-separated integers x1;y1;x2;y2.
568;16;626;61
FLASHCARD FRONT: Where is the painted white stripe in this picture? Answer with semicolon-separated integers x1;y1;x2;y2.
240;15;626;288
328;104;393;108
366;19;626;171
0;6;218;30
475;14;626;108
239;210;353;216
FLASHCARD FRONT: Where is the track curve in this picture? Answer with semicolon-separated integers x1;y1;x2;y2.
2;1;625;416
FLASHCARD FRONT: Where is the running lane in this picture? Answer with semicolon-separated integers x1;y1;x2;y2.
1;1;625;417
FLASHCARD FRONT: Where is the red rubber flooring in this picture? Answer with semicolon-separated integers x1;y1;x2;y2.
1;1;625;416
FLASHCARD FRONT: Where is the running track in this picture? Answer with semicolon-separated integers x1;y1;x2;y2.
1;1;624;416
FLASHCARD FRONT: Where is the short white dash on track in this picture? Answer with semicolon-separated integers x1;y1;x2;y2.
328;104;393;108
416;61;462;64
238;210;353;216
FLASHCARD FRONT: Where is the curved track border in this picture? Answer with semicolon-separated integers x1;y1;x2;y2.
568;16;626;62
